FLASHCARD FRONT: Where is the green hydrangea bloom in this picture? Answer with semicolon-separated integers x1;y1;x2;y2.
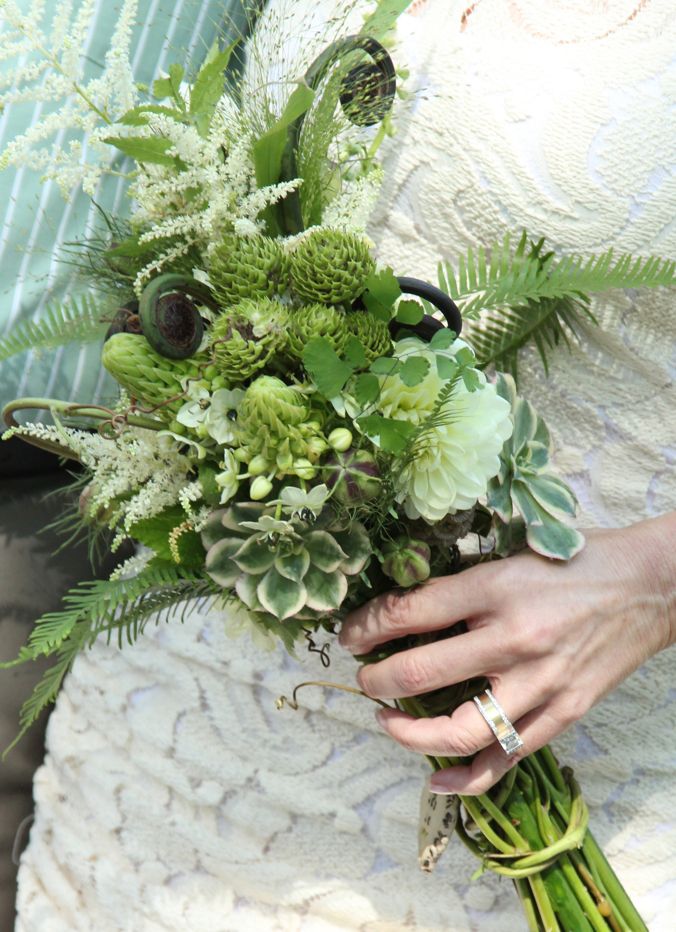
208;235;289;307
290;229;375;305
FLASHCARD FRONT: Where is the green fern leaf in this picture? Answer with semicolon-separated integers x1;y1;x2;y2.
0;292;108;363
439;233;675;378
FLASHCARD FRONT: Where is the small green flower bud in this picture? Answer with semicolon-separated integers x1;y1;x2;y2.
328;428;353;452
169;419;186;435
306;436;328;459
381;538;432;588
250;476;273;500
195;423;209;439
211;376;228;390
293;459;317;480
248;454;269;476
234;448;249;463
204;365;218;380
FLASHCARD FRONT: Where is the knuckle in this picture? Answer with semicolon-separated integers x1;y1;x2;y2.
554;692;590;729
392;654;430;695
380;590;415;634
449;721;481;758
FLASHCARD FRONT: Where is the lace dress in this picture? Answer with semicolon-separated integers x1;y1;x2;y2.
15;2;676;929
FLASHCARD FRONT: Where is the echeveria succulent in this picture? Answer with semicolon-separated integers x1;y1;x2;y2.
202;503;371;621
488;373;585;560
290;229;375;305
208;235;289;307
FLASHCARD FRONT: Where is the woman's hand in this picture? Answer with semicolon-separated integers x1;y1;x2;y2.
339;513;676;796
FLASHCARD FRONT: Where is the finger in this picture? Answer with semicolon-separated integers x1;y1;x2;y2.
427;704;563;796
374;683;544;758
357;627;512;699
339;563;500;655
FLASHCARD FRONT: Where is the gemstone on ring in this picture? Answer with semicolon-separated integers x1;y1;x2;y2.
473;688;524;757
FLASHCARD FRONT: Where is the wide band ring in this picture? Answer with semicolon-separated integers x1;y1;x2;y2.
473;689;524;757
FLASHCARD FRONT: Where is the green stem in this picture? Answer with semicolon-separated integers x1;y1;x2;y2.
516;878;542;931
582;833;648;932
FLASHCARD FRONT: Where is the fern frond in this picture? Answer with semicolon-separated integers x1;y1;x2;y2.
439;233;675;378
0;293;109;362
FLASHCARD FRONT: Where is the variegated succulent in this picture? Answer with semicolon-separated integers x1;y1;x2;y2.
202;503;372;622
487;373;585;560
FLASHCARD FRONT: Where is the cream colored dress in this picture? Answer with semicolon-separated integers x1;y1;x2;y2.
16;2;676;930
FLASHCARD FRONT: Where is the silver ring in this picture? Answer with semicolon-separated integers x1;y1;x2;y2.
473;689;524;757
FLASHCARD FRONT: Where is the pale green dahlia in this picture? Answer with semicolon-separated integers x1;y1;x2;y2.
382;339;513;522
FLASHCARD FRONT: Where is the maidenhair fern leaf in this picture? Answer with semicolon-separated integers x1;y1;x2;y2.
0;292;108;363
439;233;676;378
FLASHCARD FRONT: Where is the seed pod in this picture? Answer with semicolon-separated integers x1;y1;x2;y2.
139;274;205;359
381;537;432;588
323;449;381;505
104;301;141;341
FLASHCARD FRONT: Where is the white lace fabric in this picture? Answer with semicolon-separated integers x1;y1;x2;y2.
16;2;676;930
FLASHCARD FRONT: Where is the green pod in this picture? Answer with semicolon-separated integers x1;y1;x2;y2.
139;274;206;359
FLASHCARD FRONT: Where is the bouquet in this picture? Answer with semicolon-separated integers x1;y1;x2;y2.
2;1;674;928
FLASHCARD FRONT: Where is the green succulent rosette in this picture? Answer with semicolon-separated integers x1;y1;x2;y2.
488;372;585;559
345;310;392;362
202;503;371;622
101;332;205;416
289;229;375;305
208;235;289;307
211;297;289;383
287;303;349;360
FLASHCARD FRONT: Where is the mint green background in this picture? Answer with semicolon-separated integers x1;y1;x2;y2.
0;0;259;410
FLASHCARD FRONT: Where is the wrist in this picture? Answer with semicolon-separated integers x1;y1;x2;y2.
626;512;676;650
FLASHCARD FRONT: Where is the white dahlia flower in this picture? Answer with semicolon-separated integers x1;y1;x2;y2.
381;338;513;522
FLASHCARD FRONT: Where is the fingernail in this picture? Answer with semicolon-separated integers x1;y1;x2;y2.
374;708;387;728
428;776;457;795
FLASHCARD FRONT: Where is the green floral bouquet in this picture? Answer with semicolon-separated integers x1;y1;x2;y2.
2;1;674;928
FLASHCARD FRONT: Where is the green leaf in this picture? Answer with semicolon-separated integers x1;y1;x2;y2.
343;335;368;369
275;550;311;583
152;63;186;107
399;356;430;387
119;104;186;126
435;354;458;380
253;83;315;188
352;372;381;406
205;537;241;587
370;356;400;376
357;414;416;454
332;524;372;575
305;531;347;573
303;337;355;398
487;478;513;523
395;299;424;325
129;506;184;558
233;536;276;574
429;328;456;350
257;568;307;620
362;0;415;39
526;516;586;561
303;566;348;612
0;293;107;362
103;136;176;166
362;267;401;324
190;41;237;136
522;474;577;518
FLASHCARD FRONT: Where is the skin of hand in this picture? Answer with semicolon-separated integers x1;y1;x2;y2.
339;512;676;796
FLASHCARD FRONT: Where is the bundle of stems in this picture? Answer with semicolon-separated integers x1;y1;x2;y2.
399;689;646;932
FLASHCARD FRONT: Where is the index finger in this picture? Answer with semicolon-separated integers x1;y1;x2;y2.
339;563;496;655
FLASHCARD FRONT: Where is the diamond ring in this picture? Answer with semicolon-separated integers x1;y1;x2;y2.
473;688;524;757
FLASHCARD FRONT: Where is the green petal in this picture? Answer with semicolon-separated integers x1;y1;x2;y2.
233;535;276;573
304;530;347;573
304;566;348;612
332;524;372;575
205;538;241;587
257;568;307;620
275;549;311;582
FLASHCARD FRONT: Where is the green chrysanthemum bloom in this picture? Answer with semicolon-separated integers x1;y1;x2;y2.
211;298;288;383
287;304;348;360
346;311;392;362
102;333;204;417
202;503;371;622
290;229;375;305
235;375;328;478
208;235;289;307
